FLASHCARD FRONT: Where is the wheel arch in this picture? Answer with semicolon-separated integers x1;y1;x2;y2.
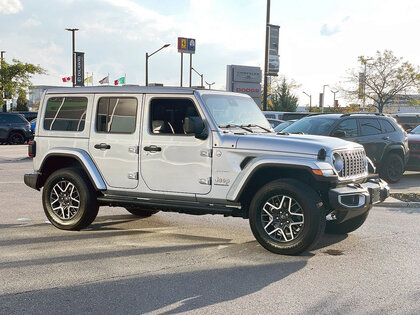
381;144;405;166
38;149;106;191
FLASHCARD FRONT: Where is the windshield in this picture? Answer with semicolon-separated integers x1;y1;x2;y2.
282;116;336;135
201;94;271;129
411;125;420;134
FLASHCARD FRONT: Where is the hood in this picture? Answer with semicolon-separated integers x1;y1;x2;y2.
235;133;363;156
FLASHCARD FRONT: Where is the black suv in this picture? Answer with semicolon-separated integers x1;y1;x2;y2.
0;113;33;144
282;113;409;183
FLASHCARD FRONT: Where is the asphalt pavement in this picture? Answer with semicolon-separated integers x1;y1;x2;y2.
0;149;419;314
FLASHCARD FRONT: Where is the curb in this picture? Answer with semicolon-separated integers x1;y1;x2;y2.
376;201;420;208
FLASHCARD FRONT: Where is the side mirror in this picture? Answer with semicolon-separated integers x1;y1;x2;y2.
332;130;346;138
184;117;207;139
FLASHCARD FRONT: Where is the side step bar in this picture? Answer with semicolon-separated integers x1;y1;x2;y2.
97;195;245;218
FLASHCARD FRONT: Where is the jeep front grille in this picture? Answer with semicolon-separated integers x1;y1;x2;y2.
338;149;366;179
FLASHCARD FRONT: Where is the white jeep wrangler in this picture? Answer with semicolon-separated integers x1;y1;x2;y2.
24;86;389;255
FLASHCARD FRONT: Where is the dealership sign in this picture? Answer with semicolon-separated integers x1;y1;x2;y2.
226;65;262;107
233;82;261;98
178;37;196;54
73;51;85;87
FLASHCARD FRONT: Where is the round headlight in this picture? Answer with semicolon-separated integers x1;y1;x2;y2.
332;153;343;173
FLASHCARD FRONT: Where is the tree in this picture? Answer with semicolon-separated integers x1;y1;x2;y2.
341;50;420;113
16;89;28;111
268;77;299;112
0;58;46;111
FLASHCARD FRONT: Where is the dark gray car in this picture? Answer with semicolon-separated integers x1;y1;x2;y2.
0;113;33;144
282;113;409;183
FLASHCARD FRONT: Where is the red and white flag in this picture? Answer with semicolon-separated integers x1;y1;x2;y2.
62;76;73;82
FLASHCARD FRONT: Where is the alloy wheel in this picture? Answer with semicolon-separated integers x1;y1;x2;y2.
50;180;80;220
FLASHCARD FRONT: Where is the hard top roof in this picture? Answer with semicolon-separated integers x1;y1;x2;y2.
44;85;203;95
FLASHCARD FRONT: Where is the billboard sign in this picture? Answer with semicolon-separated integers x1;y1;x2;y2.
233;82;261;98
268;24;280;76
178;37;196;54
73;51;85;86
232;65;261;83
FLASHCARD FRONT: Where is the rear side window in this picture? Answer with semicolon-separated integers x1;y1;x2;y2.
360;118;382;136
334;119;358;137
44;97;87;131
96;97;137;133
379;119;396;133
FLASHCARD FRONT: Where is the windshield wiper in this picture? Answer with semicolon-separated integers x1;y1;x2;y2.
218;124;253;133
243;124;272;133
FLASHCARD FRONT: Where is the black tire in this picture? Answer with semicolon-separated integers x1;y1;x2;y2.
379;153;404;183
325;210;370;234
249;179;325;255
8;132;24;145
125;206;159;217
42;168;99;230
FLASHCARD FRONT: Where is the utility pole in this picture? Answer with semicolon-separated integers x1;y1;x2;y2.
65;28;79;87
145;44;170;86
262;0;270;111
303;91;312;111
1;50;6;112
322;84;328;113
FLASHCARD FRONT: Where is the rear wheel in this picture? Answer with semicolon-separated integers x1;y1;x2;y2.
42;168;99;230
380;153;404;183
325;210;370;234
249;179;325;255
8;132;24;145
125;206;159;217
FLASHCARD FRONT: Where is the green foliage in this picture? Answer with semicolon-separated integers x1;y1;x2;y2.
269;78;299;112
342;50;420;113
0;58;46;107
16;89;28;111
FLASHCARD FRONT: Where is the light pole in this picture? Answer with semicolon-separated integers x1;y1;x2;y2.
191;67;204;87
361;57;373;111
262;0;271;111
145;44;170;86
205;81;215;90
330;89;338;108
65;28;79;87
1;50;5;112
322;84;329;113
303;91;312;111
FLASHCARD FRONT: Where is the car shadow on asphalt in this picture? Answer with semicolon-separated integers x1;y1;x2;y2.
0;261;307;314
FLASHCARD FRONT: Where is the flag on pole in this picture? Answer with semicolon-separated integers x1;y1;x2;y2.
114;77;125;85
84;76;93;84
99;75;109;85
62;76;73;82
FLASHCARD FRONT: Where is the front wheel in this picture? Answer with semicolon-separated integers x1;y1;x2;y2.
325;210;370;234
42;168;99;230
249;179;325;255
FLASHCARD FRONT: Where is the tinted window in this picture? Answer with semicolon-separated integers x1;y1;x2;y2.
360;118;382;136
334;119;358;137
0;114;26;123
150;98;199;135
282;117;336;135
282;113;310;120
379;119;395;133
96;97;137;133
265;114;275;119
44;97;87;131
396;116;420;123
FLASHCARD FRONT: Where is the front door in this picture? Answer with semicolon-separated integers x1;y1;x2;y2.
89;94;141;189
140;95;212;195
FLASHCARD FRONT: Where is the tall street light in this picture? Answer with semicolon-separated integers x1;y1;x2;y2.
303;91;312;111
1;50;5;112
361;57;373;111
145;44;170;86
322;84;329;113
191;67;204;87
65;28;79;87
205;81;215;90
262;0;271;111
330;89;339;108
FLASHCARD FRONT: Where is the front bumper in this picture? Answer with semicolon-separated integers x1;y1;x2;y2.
328;178;389;223
24;173;41;191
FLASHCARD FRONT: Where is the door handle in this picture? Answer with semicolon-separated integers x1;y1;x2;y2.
94;143;111;150
382;136;389;140
143;145;161;152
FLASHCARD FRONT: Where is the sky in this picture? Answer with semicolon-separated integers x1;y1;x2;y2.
1;0;420;107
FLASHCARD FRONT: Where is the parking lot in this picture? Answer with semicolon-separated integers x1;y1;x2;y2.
0;145;419;314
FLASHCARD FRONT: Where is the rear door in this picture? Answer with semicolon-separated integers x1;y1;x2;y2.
357;118;385;164
88;94;142;189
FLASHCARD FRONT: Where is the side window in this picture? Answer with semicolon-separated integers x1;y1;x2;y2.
360;118;382;136
333;119;358;137
44;97;87;131
96;97;137;133
379;119;396;133
265;114;275;119
150;98;199;135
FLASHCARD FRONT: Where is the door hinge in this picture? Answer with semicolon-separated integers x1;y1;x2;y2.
128;146;139;154
199;177;212;185
200;149;212;158
128;172;138;180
